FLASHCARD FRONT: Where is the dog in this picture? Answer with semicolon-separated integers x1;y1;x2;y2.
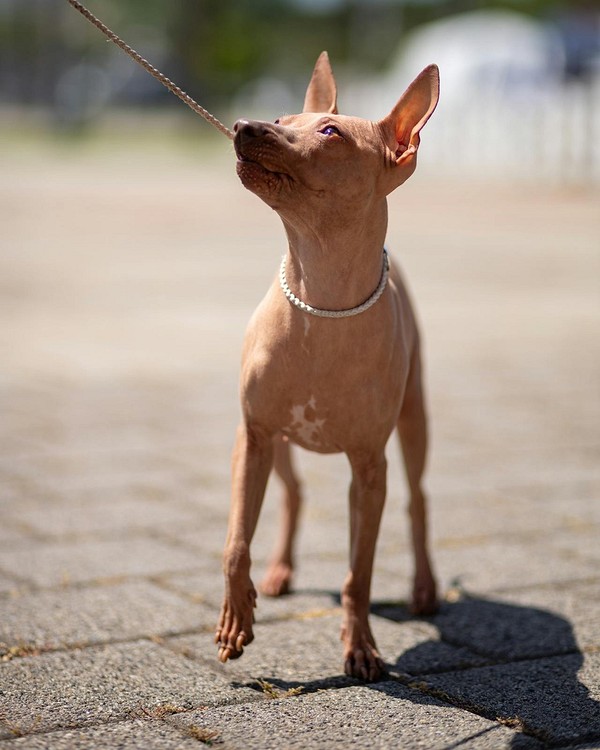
215;52;439;682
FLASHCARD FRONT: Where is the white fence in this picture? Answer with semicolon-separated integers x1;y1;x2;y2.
416;81;600;186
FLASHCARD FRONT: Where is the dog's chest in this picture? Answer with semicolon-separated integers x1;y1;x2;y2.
280;395;330;452
274;335;405;453
243;288;410;453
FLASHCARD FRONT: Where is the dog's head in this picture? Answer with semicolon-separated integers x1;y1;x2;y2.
234;52;439;222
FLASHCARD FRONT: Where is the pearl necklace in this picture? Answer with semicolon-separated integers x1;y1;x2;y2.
279;250;389;319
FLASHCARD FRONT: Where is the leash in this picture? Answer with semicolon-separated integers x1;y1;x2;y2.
65;0;234;141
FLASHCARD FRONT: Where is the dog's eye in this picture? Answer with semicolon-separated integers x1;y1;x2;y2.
320;125;341;137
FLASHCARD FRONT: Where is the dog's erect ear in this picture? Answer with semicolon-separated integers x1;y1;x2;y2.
378;65;439;189
303;51;338;114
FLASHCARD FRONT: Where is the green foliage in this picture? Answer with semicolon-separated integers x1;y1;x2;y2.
0;0;574;112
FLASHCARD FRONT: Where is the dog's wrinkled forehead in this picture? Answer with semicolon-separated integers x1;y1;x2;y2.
275;112;382;148
278;112;366;131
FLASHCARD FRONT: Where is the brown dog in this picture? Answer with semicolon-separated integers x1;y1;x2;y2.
216;52;440;682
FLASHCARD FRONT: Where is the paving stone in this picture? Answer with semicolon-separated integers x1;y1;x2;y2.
403;591;590;662
425;652;600;746
250;589;343;624
427;442;600;497
425;487;600;545
280;552;349;588
0;525;26;546
27;469;198;504
172;473;352;566
472;582;600;655
4;495;205;539
511;480;600;526
0;537;200;587
169;681;535;749
1;446;182;492
177;561;345;626
0;581;213;650
157;566;222;604
155;514;228;560
552;525;600;567
4;446;180;481
0;641;261;734
161;567;344;622
0;727;15;741
386;537;600;594
428;406;598;459
372;550;600;659
0;573;21;596
166;550;356;612
169;610;486;687
169;615;351;686
0;720;203;750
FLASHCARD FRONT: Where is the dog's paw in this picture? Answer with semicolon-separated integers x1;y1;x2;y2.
216;631;249;662
343;641;385;683
341;619;385;682
410;572;438;616
259;562;293;597
215;586;256;662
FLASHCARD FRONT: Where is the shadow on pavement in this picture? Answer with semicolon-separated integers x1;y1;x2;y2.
373;593;599;747
246;591;599;748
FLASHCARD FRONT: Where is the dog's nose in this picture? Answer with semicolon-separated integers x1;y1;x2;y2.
234;119;272;145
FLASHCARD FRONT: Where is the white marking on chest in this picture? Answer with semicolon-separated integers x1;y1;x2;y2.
284;396;326;448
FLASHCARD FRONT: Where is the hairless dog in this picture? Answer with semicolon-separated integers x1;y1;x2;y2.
216;52;440;681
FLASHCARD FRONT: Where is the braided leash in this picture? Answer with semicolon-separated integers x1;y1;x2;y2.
66;0;233;140
279;250;389;318
67;0;388;319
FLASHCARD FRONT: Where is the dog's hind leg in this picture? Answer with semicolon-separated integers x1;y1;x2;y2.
397;346;438;615
259;435;303;596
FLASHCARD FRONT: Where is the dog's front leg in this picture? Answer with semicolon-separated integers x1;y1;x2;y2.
216;423;273;663
341;451;387;682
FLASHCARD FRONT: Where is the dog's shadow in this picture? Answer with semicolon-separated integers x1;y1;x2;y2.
251;591;599;747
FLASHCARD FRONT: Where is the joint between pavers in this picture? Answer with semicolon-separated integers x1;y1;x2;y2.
0;628;217;664
226;673;365;700
406;646;590;678
252;606;345;627
0;711;208;743
488;574;600;596
0;564;35;591
0;568;204;601
391;673;553;746
147;574;208;605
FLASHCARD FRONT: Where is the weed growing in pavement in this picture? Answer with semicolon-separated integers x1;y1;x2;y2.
186;725;222;745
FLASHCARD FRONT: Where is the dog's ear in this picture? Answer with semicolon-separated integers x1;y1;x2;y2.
303;51;338;114
378;65;439;191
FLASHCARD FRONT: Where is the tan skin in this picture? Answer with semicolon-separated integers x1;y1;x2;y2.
216;53;439;681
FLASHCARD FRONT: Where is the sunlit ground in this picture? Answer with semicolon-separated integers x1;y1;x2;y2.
1;113;598;573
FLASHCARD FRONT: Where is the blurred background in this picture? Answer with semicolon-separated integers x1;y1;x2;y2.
2;0;599;184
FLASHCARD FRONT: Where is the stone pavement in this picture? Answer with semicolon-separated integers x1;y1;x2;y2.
0;136;599;749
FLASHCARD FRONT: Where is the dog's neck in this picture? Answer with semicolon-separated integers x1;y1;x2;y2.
279;199;388;312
